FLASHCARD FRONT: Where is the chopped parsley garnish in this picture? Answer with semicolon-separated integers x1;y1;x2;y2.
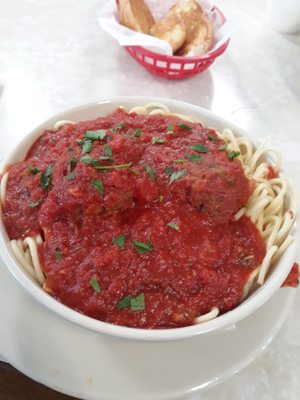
117;294;145;311
78;139;93;154
133;240;154;254
89;276;101;294
104;145;112;158
173;159;186;164
94;163;132;170
68;147;74;152
167;124;174;133
28;199;42;208
184;153;203;162
84;130;107;141
68;157;77;168
80;155;99;166
90;179;104;195
40;165;53;189
189;144;209;153
152;137;165;144
81;156;131;170
133;128;142;138
169;169;187;185
178;124;192;130
130;293;145;311
165;166;174;176
218;143;228;151
67;157;77;173
99;156;114;162
145;165;156;181
54;249;63;261
228;150;241;159
167;222;179;231
65;171;75;180
28;166;40;175
113;233;126;250
208;133;217;142
117;295;132;309
129;169;140;176
112;123;125;132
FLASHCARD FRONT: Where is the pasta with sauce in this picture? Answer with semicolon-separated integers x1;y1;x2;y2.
0;103;296;328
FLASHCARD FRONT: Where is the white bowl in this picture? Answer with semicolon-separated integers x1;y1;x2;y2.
0;97;297;341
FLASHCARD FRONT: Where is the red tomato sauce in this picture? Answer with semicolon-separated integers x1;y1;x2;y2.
2;110;266;328
282;263;299;288
267;164;278;179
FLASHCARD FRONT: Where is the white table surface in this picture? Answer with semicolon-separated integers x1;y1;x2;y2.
0;0;300;399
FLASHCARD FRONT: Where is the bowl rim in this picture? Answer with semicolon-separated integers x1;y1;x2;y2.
0;96;297;341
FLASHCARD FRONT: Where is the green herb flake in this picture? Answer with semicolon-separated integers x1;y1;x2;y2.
112;123;125;132
228;150;241;159
152;137;166;144
133;128;142;138
130;293;145;311
40;165;53;189
104;145;113;158
173;159;186;164
165;166;174;176
189;144;209;153
68;147;74;152
184;153;203;162
167;124;174;133
99;156;113;162
133;240;154;254
90;179;104;195
145;165;156;181
117;295;132;309
167;222;179;231
28;166;40;175
113;233;126;250
80;156;99;166
28;199;42;208
94;163;132;171
54;249;63;261
84;130;107;141
129;168;140;176
158;195;164;202
169;169;187;185
208;133;217;142
117;293;145;311
89;275;101;294
178;124;192;130
78;139;93;154
218;143;228;151
67;157;77;173
65;171;75;181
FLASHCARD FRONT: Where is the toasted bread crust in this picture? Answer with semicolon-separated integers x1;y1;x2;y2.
176;12;213;56
150;14;186;53
170;0;203;38
171;0;213;56
118;0;154;34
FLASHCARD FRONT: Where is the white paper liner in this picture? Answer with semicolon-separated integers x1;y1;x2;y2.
99;0;237;57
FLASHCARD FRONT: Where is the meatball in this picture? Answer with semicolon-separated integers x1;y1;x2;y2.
185;159;252;224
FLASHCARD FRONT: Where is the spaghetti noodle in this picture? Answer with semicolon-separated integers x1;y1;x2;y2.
0;103;296;328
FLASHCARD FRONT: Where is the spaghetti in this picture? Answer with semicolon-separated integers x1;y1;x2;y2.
0;103;296;328
128;103;296;300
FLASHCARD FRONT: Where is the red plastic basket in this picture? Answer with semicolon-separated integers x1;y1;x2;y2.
125;6;229;80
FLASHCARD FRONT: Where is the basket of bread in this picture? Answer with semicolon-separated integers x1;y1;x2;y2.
100;0;231;79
